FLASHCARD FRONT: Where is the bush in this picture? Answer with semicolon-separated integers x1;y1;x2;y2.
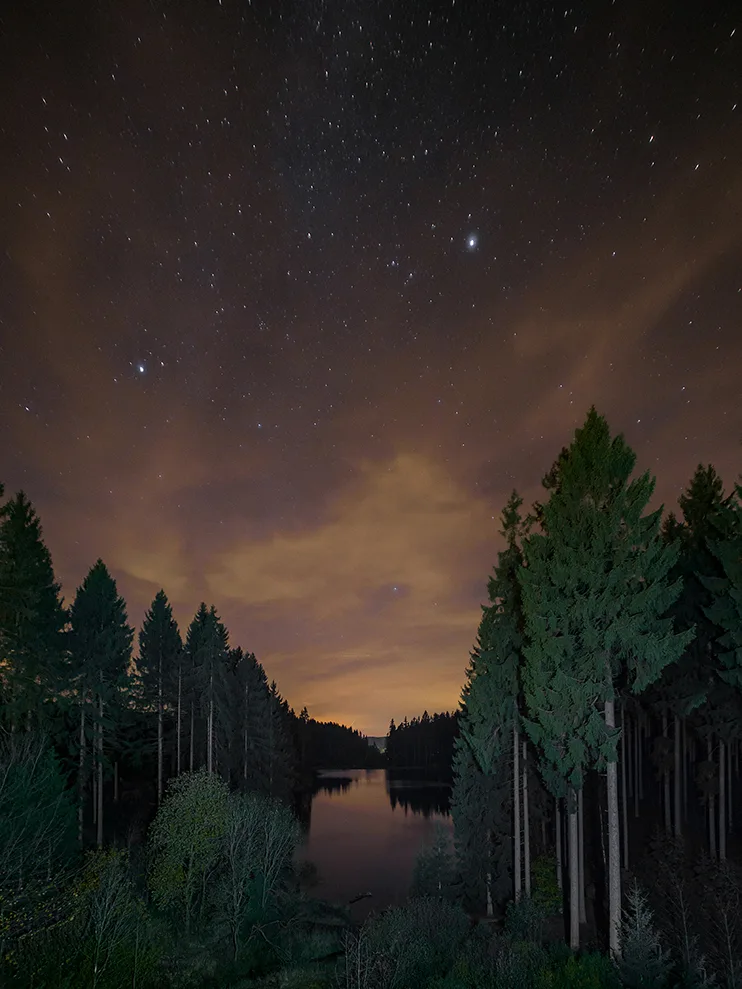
341;897;469;989
532;855;562;916
536;950;621;989
504;894;547;945
148;768;230;935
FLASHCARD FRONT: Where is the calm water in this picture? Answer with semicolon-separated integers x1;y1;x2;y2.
298;768;453;918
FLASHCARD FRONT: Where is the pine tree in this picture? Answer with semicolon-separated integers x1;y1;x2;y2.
701;480;742;693
519;409;692;955
185;604;229;774
655;467;732;840
619;880;672;989
452;492;527;912
138;589;182;804
701;480;742;860
69;560;133;847
0;491;68;730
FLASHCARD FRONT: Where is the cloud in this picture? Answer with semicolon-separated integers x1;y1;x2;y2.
205;452;494;730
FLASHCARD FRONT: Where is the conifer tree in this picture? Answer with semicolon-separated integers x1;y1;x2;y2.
185;603;229;774
0;491;68;730
452;492;527;912
519;409;692;955
655;466;732;839
69;560;133;847
138;589;182;804
701;479;742;858
703;483;742;689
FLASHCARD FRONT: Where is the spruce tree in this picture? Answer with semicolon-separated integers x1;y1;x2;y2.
452;492;527;912
185;603;229;774
138;589;182;804
0;491;68;730
519;408;692;955
658;465;735;847
69;560;133;847
701;480;742;859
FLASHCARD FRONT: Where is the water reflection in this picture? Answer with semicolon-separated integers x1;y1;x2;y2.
298;768;452;920
386;774;451;816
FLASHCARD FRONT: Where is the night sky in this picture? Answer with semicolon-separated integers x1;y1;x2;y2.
1;1;740;735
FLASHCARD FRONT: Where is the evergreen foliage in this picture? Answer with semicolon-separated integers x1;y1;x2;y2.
69;559;134;845
618;881;671;988
519;409;690;792
411;822;456;899
702;489;742;694
0;491;68;729
386;710;458;776
138;589;182;801
293;710;384;770
0;734;77;958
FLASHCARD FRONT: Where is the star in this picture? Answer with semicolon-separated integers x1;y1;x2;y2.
466;234;478;250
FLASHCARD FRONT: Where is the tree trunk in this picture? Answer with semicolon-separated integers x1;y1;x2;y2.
555;797;563;890
78;701;86;847
176;664;182;775
728;739;733;833
243;681;249;783
621;703;629;868
662;712;671;834
569;794;580;951
633;711;640;818
682;717;688;815
92;747;98;826
578;787;586;925
485;830;493;918
97;692;104;848
207;673;214;774
157;655;163;804
674;714;682;837
523;741;531;897
708;736;717;859
638;715;644;801
114;760;119;802
189;701;194;772
719;740;726;862
606;698;621;958
513;723;521;901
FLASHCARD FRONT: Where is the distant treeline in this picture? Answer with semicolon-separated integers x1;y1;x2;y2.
386;710;459;778
293;707;385;770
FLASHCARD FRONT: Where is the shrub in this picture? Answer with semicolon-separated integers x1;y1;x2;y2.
504;894;547;945
341;897;469;989
532;855;562;916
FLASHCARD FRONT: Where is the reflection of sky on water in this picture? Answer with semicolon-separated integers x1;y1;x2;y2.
297;768;453;920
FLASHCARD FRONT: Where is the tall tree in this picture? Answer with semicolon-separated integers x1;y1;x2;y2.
456;492;528;906
451;605;512;915
185;603;229;774
701;478;742;858
138;589;182;804
519;409;692;955
654;466;731;839
0;491;68;730
69;560;133;847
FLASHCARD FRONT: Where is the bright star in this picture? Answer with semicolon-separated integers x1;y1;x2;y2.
466;234;478;250
137;364;145;374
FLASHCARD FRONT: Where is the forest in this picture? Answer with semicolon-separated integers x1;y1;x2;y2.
2;406;742;988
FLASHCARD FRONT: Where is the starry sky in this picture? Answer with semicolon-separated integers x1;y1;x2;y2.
1;1;741;735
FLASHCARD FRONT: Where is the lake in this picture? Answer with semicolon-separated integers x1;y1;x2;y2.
298;768;453;919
